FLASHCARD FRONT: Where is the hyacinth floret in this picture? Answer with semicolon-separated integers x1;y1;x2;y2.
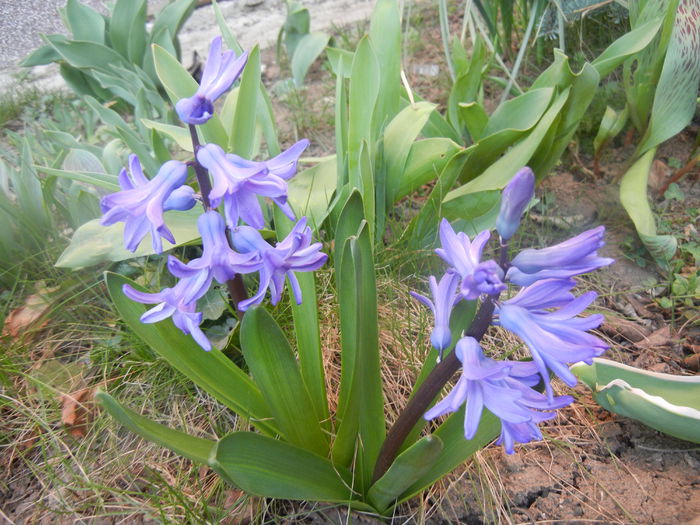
100;155;195;253
175;36;248;125
410;272;460;351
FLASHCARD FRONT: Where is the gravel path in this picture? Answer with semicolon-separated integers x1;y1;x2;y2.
0;0;374;92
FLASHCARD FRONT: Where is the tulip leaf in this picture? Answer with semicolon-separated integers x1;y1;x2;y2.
291;32;330;87
240;306;329;455
141;119;193;152
151;0;198;57
396;138;462;201
368;435;443;512
327;47;354;78
591;17;664;77
594;105;629;155
63;0;105;43
212;432;359;504
97;391;215;465
110;0;147;66
572;358;700;444
42;34;130;72
104;273;277;436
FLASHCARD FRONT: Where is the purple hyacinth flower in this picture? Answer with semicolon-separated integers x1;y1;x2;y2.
231;217;327;310
168;211;260;285
175;37;248;125
196;140;309;229
410;272;460;351
123;268;213;351
101;155;192;253
507;226;614;286
424;337;573;452
497;279;609;400
435;219;506;300
496;167;535;241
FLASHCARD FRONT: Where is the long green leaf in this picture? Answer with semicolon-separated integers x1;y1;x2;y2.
105;273;277;435
592;17;664;77
151;0;197;58
63;0;105;43
213;432;359;503
368;435;443;512
110;0;147;66
141;119;192;151
240;306;329;454
42;34;129;72
35;166;120;191
619;148;677;265
287;157;337;231
291;32;330;87
97;391;215;464
396;138;462;201
231;45;260;156
368;0;401;133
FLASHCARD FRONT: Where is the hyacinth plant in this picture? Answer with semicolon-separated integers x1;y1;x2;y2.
94;31;614;515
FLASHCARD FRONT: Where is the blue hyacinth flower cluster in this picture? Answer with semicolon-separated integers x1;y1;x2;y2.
100;37;327;351
415;167;613;453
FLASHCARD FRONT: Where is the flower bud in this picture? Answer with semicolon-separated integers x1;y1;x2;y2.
496;167;535;240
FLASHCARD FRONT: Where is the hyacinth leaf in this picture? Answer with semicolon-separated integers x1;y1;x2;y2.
104;273;278;437
240;306;329;455
110;0;147;65
35;166;119;192
333;219;385;491
459;87;554;183
447;33;486;136
231;45;260;158
272;208;328;425
636;0;700;156
141;119;192;151
368;435;443;513
287;157;337;232
400;409;501;501
572;358;700;444
383;101;437;207
63;0;105;43
211;432;366;506
443;190;501;237
212;0;244;55
591;17;664;78
368;0;401;134
620;148;677;266
396;138;462;201
151;44;227;146
97;392;216;465
55;208;201;268
291;32;330;87
594;105;629;156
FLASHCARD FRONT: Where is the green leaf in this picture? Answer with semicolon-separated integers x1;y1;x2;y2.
368;435;443;512
368;0;401;133
636;4;700;155
594;105;629;155
231;45;260;156
592;17;664;77
63;0;105;43
151;0;197;57
291;32;330;87
240;307;329;455
97;391;215;464
42;34;129;71
18;140;50;235
619;148;677;265
110;0;147;66
287;157;337;231
383;101;437;206
55;208;202;268
400;409;501;501
20;43;62;67
457;102;488;142
212;0;244;55
212;432;358;503
327;47;354;78
333;223;385;490
141;119;192;151
572;358;700;444
104;273;277;435
36;167;118;192
443;190;502;237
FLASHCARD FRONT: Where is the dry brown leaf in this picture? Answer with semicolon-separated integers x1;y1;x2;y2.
635;325;673;350
600;316;652;343
60;387;93;438
2;293;51;338
648;159;670;194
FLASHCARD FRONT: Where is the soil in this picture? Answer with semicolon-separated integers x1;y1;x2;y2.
2;1;700;524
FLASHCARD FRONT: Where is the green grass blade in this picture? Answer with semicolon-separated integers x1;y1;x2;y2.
104;272;277;436
240;306;329;455
97;391;215;464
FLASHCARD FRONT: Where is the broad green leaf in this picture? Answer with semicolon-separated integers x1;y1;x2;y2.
104;273;277;435
110;0;147;66
240;307;329;454
396;138;462;201
256;81;281;156
619;148;677;265
20;43;61;67
333;224;385;490
594;105;629;155
36;167;118;192
457;102;488;142
55;208;201;268
400;409;501;501
63;0;105;43
335;74;349;188
327;47;354;78
447;34;486;136
291;32;330;87
444;190;502;237
141;119;192;151
97;391;215;464
287;158;337;231
231;45;260;156
368;0;401;132
572;358;700;444
282;2;311;57
42;34;129;71
384;101;437;207
212;0;244;54
592;17;664;77
273;208;328;425
357;141;376;243
636;3;700;155
368;435;443;512
212;432;358;503
151;0;197;57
